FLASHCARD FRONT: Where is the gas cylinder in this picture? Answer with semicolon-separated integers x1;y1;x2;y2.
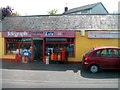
22;56;25;63
54;53;58;61
58;53;61;61
61;48;66;61
53;53;55;61
51;53;54;60
25;56;28;63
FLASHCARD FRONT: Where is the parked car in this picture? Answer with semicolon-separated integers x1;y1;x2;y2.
82;46;120;73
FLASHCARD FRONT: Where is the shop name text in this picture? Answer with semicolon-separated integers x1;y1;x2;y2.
7;31;28;37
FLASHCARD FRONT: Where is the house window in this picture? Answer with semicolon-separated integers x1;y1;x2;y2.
80;10;89;14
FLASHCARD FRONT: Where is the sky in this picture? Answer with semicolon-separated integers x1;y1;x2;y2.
1;0;120;15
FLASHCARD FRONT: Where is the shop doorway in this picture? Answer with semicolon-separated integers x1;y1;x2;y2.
33;39;43;62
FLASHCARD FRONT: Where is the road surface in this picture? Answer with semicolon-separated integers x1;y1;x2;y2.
1;61;120;89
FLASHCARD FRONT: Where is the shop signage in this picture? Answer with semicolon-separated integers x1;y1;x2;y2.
2;31;30;37
2;30;75;38
7;31;28;37
29;31;43;36
88;31;120;38
45;32;54;36
57;32;63;36
43;31;74;38
2;31;43;37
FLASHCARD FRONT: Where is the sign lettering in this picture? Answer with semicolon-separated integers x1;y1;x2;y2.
7;31;28;37
45;32;54;36
2;30;75;38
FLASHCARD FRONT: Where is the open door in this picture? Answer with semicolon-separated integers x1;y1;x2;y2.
33;38;43;63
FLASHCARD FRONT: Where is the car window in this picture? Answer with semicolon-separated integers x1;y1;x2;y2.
100;49;113;57
100;49;107;57
107;49;113;57
118;49;120;57
118;49;120;58
85;48;94;56
93;50;101;56
113;49;120;58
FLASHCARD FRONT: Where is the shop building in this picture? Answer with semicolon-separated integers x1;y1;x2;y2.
0;15;119;63
1;30;75;63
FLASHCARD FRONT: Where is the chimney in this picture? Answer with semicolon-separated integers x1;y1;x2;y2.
64;3;68;12
65;6;68;12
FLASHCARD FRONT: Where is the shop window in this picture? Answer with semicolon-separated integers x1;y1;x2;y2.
6;43;19;54
45;38;75;57
45;38;67;42
6;38;32;55
60;44;74;57
7;38;32;42
20;44;31;54
68;44;74;56
67;38;74;42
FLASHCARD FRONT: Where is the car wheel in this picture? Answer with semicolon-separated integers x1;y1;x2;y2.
89;65;99;73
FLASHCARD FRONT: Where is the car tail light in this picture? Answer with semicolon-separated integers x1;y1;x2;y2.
83;56;89;64
84;57;88;61
83;56;88;61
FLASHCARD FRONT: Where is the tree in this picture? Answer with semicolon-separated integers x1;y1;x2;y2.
1;6;13;19
12;11;21;16
47;9;58;15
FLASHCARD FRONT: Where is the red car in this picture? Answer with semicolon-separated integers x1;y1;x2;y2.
82;46;120;73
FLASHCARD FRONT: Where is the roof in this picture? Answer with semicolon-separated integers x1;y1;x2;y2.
64;2;109;14
1;14;118;31
94;46;120;50
0;21;2;30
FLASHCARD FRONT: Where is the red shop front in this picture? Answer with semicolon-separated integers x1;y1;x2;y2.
2;30;75;63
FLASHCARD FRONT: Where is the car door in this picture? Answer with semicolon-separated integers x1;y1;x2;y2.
112;49;120;69
118;49;120;69
92;49;103;65
92;49;112;69
98;49;118;69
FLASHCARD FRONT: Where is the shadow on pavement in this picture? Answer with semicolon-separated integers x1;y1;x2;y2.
80;67;120;79
2;61;81;73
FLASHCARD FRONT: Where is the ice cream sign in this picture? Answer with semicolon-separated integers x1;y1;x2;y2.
7;31;28;37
